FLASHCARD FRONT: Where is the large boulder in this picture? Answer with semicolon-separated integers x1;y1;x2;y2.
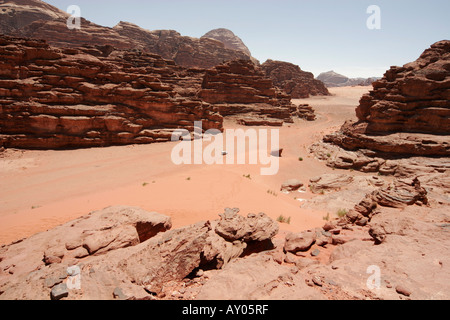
201;28;256;62
284;230;316;253
214;208;279;242
0;207;279;299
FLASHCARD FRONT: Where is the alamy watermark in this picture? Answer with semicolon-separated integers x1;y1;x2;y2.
67;5;81;30
367;5;381;30
366;265;381;290
170;121;280;176
66;265;81;290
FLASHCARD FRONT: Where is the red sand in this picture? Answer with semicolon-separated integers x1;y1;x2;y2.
0;86;370;245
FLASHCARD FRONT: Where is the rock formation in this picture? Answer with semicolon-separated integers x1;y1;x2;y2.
280;179;304;192
261;60;330;98
0;35;222;149
316;70;379;88
356;41;450;136
312;40;450;177
113;22;252;69
0;0;68;35
199;59;315;125
0;183;449;300
0;206;279;299
1;0;253;69
201;28;255;61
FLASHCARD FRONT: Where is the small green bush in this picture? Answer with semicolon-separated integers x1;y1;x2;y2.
277;215;291;224
337;208;348;218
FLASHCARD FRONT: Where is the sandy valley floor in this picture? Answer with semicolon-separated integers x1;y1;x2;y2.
0;86;371;245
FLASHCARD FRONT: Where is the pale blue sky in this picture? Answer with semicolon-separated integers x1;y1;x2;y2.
44;0;450;78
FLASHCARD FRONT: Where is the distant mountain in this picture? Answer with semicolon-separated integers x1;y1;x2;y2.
202;28;251;57
316;70;380;88
0;0;252;69
0;0;68;35
261;60;330;98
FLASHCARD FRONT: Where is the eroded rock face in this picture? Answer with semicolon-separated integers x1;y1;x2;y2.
309;174;354;194
284;231;316;253
323;41;450;157
0;207;279;299
113;22;253;69
214;208;279;242
199;59;303;125
0;0;68;35
201;28;255;62
356;40;450;135
0;35;222;149
313;41;450;184
1;1;253;69
280;179;304;192
262;60;330;98
0;206;172;294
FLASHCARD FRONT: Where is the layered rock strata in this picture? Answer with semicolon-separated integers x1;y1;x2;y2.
1;1;253;69
0;206;279;299
312;40;450;176
262;60;330;98
0;35;222;149
199;59;315;125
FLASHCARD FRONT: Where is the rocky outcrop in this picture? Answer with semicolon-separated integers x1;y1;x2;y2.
262;60;330;98
0;35;222;149
0;197;449;300
284;230;316;253
280;179;304;192
296;104;316;121
313;41;450;177
199;59;308;125
214;208;279;242
1;1;253;69
201;28;256;62
309;174;354;194
343;177;428;228
0;0;68;35
113;22;252;69
0;206;279;299
316;70;379;88
355;41;450;135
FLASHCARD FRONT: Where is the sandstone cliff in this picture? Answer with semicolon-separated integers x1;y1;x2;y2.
0;35;222;149
199;59;315;125
113;22;253;69
202;28;251;57
262;60;330;98
311;40;450;180
201;28;259;65
1;0;252;69
0;0;68;35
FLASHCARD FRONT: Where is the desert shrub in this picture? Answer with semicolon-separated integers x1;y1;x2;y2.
337;208;348;218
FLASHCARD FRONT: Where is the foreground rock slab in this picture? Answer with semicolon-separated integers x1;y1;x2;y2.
0;207;280;299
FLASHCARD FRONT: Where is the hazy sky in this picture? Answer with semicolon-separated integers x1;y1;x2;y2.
44;0;450;78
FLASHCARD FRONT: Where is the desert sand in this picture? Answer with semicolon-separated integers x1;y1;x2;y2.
0;86;371;246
